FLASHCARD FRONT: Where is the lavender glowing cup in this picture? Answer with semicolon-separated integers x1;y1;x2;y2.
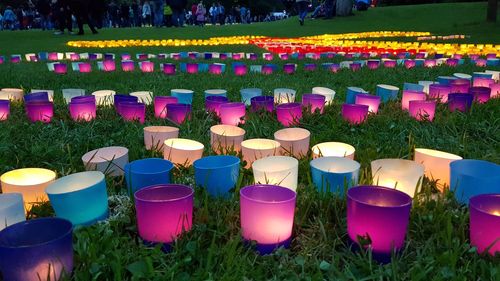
0;100;10;120
448;93;473;112
25;101;53;123
450;79;470;94
167;103;192;124
251;96;274;112
341;104;368;124
355;94;381;113
401;90;426;111
409;100;436;121
276;103;302;126
240;184;296;254
302;94;326;113
469;87;491;103
121;60;135;72
428;84;451;103
69;99;96;121
120;102;146;123
219;102;246;125
154;96;178;118
469;194;500;255
205;95;229;116
134;184;193;250
24;92;49;103
347;186;412;262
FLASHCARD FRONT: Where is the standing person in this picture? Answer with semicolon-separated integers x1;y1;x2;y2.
217;2;224;25
3;6;17;30
89;0;105;29
108;0;119;27
131;0;141;27
195;2;206;26
209;3;217;25
142;0;152;26
239;5;246;23
120;2;130;27
190;2;197;25
163;2;172;27
296;0;309;25
71;0;98;34
153;0;164;27
54;0;72;34
168;0;187;27
36;0;51;30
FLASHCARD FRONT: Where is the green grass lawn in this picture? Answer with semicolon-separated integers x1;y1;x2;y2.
0;2;500;280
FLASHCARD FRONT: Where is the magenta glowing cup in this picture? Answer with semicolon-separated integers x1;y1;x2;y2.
302;94;325;113
167;103;192;124
69;98;96;121
448;93;473;112
424;59;436;68
135;184;193;250
103;60;116;72
297;53;306;60
240;184;296;255
486;53;497;59
383;60;397;68
304;64;317;71
120;102;146;123
70;53;80;61
121;54;131;60
219;53;228;60
473;77;495;88
78;62;91;73
469;194;500;255
380;53;390;59
219;102;246;125
446;58;458;67
140;61;154;73
490;83;500;98
162;63;176;75
137;54;148;60
402;90;426;110
344;53;353;59
276;103;302;127
262;65;274;75
10;56;21;63
154;96;178;118
186;63;198;74
264;53;274;61
48;52;59;61
404;60;416;69
367;60;380;70
209;64;223;75
25;101;53;123
232;53;242;60
429;84;451;103
450;79;470;94
251;96;274;112
469;87;491;103
409;100;436;121
0;100;10;120
121;60;135;72
347;186;412;262
355;94;381;113
54;63;67;74
350;63;361;71
234;64;248;76
453;54;463;59
341;104;369;125
205;95;229;116
329;64;341;73
249;53;258;60
280;53;289;60
188;53;197;59
283;64;296;74
475;59;487;67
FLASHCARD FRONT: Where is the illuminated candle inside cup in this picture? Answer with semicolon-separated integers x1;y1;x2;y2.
81;146;129;177
1;168;56;210
161;63;176;75
350;63;361;71
264;53;273;61
124;158;173;195
194;155;240;197
428;84;451;103
341;104;368;124
475;59;487;67
371;158;424;197
249;96;272;113
283;63;296;74
472;77;494;88
130;91;153;105
240;184;296;254
92;90;116;106
302;94;326;113
280;53;289;60
25;101;53;123
274;88;296;104
446;58;458;67
10;55;21;63
304;64;317;71
205;95;229;116
53;63;67;74
70;53;80;61
311;142;355;159
144;126;179;151
310;157;360;194
448;93;473;112
355;94;381;113
414;148;462;191
46;171;108;225
0;193;25;230
469;86;491;103
329;64;341;73
401;90;426;110
0;218;73;281
383;60;397;68
69;97;96;121
48;52;59;61
119;102;146;123
490;82;500;98
102;60;115;72
469;194;500;255
154;96;178;118
450;159;500;204
276;103;302;126
312;87;336;104
78;62;91;73
234;64;248;76
121;60;135;72
163;138;204;167
171;89;194;104
241;88;262;105
252;156;299;192
186;63;199;74
274;128;310;158
241;139;281;168
167;103;192;124
409;100;436;121
140;61;154;72
0;88;23;101
219;102;246;125
135;184;193;250
346;87;367;104
367;60;380;69
210;124;245;154
0;100;10;120
404;60;416;69
450;79;470;94
209;63;223;74
424;59;436;68
347;186;412;262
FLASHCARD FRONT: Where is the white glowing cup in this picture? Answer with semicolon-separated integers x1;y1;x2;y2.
274;128;310;158
414;148;462;191
252;156;299;192
371;159;425;198
241;139;281;168
274;88;297;104
81;146;129;177
311;142;355;159
62;89;85;103
163;138;204;167
0;88;24;101
1;168;56;210
144;126;179;151
92;90;116;106
312;87;336;105
30;90;54;102
0;193;25;230
210;125;246;154
130;91;153;105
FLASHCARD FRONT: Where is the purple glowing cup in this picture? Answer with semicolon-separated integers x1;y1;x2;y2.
103;60;116;72
121;54;131;60
302;94;326;113
167;103;192;124
54;63;67;74
69;99;96;121
383;60;397;68
205;95;229;116
329;64;341;73
264;53;274;61
70;95;95;104
140;61;155;73
448;93;473;112
120;102;146;123
304;64;317;71
0;100;9;120
402;90;426;111
154;96;178;118
404;60;416;69
283;64;296;74
209;64;223;75
350;63;362;72
469;87;491;103
429;84;451;103
240;184;296;254
48;52;59;61
355;94;381;113
24;92;49;103
424;59;436;68
347;186;412;261
121;60;135;72
232;53;242;60
249;53;258;60
251;96;274;113
469;194;500;255
25;101;53;123
114;95;138;114
409;100;436;121
367;60;380;70
490;83;500;98
135;184;193;249
475;59;487;67
219;102;246;125
186;63;199;74
276;103;302;127
450;79;470;94
78;62;91;73
486;53;497;59
234;64;248;76
162;63;176;75
341;104;369;125
473;77;495;88
280;53;289;60
262;65;274;75
446;58;458;67
70;53;80;61
219;53;228;60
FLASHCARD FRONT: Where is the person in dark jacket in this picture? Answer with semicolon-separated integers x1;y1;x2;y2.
71;0;98;35
36;0;51;30
53;0;72;35
167;0;187;27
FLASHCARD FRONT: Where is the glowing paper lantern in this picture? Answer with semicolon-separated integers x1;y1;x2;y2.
263;53;273;60
140;61;154;72
0;218;73;281
0;88;23;101
341;104;368;124
234;64;248;76
92;90;116;106
171;89;194;104
355;94;381;113
469;194;500;255
404;60;416;69
241;88;262;105
448;93;473;112
186;63;198;74
24;92;49;103
62;89;85;103
124;158;173;195
273;128;310;158
490;83;500;98
78;62;91;73
163;138;204;167
166;103;192;124
274;88;296;104
475;59;487;67
46;171;108;225
204;89;227;98
383;60;397;68
135;184;193;249
10;55;21;63
371;159;424;197
0;168;56;210
161;63;175;75
283;64;296;74
469;86;491;103
450;160;500;204
252;156;298;192
401;90;426;111
25;101;53;123
119;102;146;123
81;146;129;177
0;100;10;120
121;60;135;72
450;79;470;94
114;95;138;114
305;64;317;71
310;157;360;194
424;59;436;68
409;100;436;121
102;60;115;72
251;96;274;112
241;139;281;168
0;194;25;230
194;156;240;197
312;87;336;104
346;87;367;104
428;84;451;103
262;65;274;75
69;97;96;121
219;102;246;125
302;94;326;113
276;103;302;126
414;148;462;191
418;81;436;94
240;184;296;254
403;83;425;92
376;84;399;103
210;124;245;154
144;126;179;151
350;63;361;71
53;63;67;74
347;186;412;262
311;142;355;159
367;60;380;69
130;91;153;105
154;96;178;118
205;95;229;116
208;63;224;75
